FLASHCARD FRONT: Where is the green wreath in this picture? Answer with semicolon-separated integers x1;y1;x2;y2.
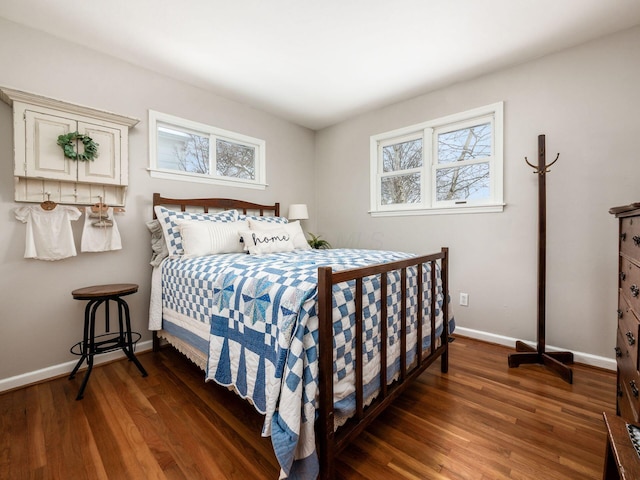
57;131;99;161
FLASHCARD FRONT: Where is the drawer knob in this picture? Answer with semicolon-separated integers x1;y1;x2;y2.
615;346;623;357
618;309;624;319
627;331;636;346
622;232;627;241
634;235;640;246
632;284;640;297
631;380;639;398
620;271;627;282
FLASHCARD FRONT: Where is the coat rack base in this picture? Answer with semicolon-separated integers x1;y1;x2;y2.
508;341;574;384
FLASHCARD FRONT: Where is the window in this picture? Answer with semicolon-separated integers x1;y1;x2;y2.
370;102;503;215
148;110;266;189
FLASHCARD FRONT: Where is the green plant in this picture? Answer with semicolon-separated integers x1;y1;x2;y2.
307;232;331;249
57;131;99;161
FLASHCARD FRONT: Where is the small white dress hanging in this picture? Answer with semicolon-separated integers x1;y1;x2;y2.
14;205;82;261
81;206;122;252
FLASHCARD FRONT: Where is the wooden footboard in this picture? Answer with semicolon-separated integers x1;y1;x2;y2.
316;248;449;480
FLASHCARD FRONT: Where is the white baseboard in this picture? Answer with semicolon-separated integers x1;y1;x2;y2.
0;329;616;393
454;326;616;371
0;340;153;393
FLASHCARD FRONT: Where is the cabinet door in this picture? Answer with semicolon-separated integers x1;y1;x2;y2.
23;109;76;181
77;121;123;186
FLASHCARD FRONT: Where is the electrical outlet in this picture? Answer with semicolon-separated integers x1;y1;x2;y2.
459;292;469;307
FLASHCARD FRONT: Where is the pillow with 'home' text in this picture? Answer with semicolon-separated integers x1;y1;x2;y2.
239;228;295;255
248;219;310;250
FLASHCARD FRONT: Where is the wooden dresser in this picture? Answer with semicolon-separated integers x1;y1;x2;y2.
611;203;640;422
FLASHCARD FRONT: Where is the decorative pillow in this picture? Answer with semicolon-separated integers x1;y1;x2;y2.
248;219;310;250
179;220;247;256
154;205;238;256
146;219;169;267
239;229;295;255
238;214;288;225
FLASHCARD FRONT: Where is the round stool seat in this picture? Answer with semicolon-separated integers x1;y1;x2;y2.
72;283;138;300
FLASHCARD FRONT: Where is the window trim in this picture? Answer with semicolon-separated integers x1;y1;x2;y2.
148;110;267;190
370;102;504;216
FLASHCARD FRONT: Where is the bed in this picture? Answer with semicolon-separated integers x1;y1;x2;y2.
148;193;454;480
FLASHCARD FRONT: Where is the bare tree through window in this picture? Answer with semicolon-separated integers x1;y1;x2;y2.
381;139;422;205
151;110;266;188
379;123;492;206
216;139;255;180
436;123;491;202
371;103;502;213
160;130;257;182
175;133;210;174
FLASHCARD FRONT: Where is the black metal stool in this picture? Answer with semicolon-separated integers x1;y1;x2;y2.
69;283;148;400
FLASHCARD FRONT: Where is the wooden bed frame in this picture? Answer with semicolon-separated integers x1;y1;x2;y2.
151;193;450;480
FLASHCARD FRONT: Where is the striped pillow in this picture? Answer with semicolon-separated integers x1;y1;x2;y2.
179;220;247;256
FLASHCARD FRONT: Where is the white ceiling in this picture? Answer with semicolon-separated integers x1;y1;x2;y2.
1;0;640;130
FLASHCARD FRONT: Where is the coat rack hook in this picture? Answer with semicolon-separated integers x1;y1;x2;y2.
524;152;560;174
524;156;539;173
544;152;560;173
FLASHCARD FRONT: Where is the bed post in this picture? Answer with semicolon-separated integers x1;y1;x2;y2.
441;247;449;374
152;331;160;352
152;193;160;354
317;266;335;480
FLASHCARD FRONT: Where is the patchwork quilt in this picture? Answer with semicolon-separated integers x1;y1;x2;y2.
160;248;453;479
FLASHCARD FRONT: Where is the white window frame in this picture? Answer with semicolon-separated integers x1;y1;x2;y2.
370;102;504;216
148;110;266;190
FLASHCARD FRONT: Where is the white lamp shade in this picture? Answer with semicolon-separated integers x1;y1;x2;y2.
288;204;309;220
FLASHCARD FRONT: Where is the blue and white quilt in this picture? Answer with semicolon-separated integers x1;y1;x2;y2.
161;248;453;479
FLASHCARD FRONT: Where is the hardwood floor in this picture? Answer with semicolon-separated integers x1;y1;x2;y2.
0;336;616;479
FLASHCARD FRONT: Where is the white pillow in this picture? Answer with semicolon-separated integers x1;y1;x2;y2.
179;220;247;256
248;219;311;250
240;229;295;255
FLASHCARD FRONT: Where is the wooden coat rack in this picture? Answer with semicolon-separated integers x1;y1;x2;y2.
508;134;574;384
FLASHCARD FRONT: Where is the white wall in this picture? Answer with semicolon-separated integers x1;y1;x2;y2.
0;18;315;385
315;26;640;363
2;19;637;389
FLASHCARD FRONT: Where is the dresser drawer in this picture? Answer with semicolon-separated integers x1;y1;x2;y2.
619;294;640;369
621;217;640;260
618;362;640;423
618;322;639;376
620;258;640;311
618;372;640;423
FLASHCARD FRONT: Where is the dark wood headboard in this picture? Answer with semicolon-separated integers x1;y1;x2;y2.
152;193;280;218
